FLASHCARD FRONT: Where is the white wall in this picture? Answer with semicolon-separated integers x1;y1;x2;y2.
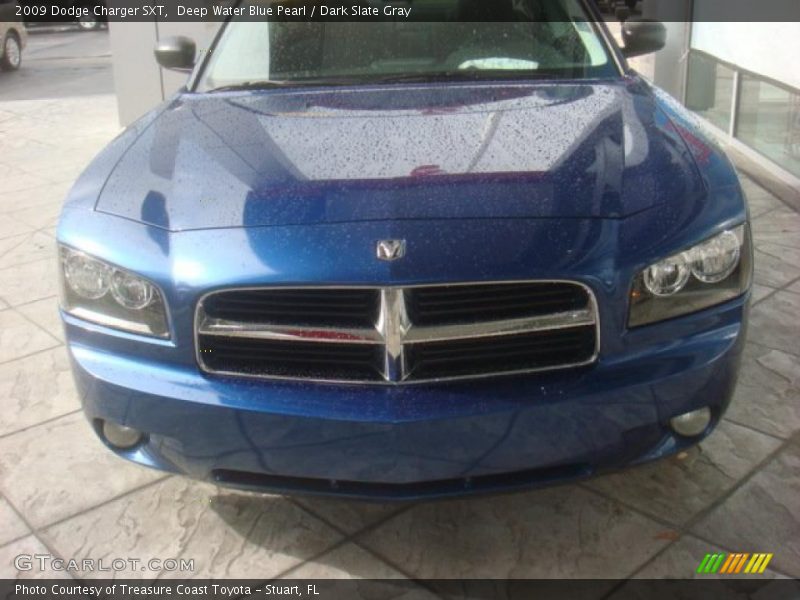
691;22;800;89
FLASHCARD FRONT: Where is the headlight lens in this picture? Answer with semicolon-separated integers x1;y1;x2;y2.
642;253;691;296
64;252;112;299
690;230;741;283
110;270;156;310
629;224;752;327
59;246;169;338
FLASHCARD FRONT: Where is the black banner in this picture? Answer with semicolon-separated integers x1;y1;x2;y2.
2;579;800;600
13;0;800;23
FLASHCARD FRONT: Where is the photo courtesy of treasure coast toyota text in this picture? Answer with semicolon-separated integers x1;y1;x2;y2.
0;0;798;598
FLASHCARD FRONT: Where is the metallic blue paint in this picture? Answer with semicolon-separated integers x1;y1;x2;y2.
58;72;750;499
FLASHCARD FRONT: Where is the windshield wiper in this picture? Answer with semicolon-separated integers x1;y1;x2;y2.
207;80;296;93
207;78;369;92
371;70;563;84
206;70;566;93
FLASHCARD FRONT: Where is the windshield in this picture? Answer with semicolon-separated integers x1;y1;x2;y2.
197;0;617;91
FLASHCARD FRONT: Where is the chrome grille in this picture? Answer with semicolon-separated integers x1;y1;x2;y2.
196;282;599;384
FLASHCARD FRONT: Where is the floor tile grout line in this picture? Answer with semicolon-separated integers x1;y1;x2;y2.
270;529;451;600
267;536;362;581
0;256;59;275
577;482;797;580
264;504;404;581
288;497;412;542
753;234;800;251
0;489;76;579
750;197;800;217
749;206;787;224
10;293;59;309
769;189;800;214
720;415;790;444
754;236;800;253
775;273;800;293
347;534;437;583
739;339;800;361
0;531;34;551
0;182;65;197
750;286;781;309
577;482;686;533
320;500;492;586
0;408;82;442
720;416;789;443
580;435;794;540
0;227;37;244
283;500;423;581
606;537;681;588
682;437;793;532
11;304;64;345
0;254;54;274
31;475;173;548
0;489;34;549
751;202;799;221
0;222;60;244
150;488;409;583
0;229;42;258
275;532;445;600
0;339;63;368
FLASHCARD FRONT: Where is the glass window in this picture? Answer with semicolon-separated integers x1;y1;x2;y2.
685;52;734;132
197;0;617;91
737;75;800;178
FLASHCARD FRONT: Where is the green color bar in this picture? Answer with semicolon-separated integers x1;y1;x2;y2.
697;554;712;574
705;554;719;573
710;553;726;573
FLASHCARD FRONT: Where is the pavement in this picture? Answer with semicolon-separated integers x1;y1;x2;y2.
0;29;799;586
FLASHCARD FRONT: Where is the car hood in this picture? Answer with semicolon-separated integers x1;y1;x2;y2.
95;81;704;230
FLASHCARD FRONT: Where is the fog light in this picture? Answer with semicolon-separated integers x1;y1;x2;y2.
670;407;711;437
102;421;144;449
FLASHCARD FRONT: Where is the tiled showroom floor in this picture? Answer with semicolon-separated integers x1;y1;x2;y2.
1;90;799;585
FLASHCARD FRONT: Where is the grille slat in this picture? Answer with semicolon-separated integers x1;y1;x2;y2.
200;335;383;381
203;288;379;327
412;288;579;303
407;282;588;326
411;331;591;359
408;328;595;379
197;282;598;383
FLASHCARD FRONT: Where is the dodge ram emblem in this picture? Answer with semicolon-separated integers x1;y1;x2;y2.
376;240;406;262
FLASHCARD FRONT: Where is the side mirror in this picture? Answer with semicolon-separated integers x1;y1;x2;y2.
154;36;196;72
621;19;666;58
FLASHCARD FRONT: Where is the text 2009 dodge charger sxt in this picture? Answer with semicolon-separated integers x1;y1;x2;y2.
57;1;752;500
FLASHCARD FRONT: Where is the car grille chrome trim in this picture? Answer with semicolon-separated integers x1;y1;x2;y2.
195;281;600;384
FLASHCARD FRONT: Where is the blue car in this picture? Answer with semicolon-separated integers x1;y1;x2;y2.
57;1;752;500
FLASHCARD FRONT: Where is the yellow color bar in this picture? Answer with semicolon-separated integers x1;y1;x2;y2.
759;554;774;573
744;554;761;574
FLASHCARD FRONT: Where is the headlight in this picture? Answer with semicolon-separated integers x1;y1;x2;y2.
629;224;752;327
59;246;169;338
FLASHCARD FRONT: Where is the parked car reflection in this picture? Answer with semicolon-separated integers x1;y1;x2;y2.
0;0;27;71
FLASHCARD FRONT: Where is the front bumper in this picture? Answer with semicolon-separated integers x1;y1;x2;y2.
68;294;747;501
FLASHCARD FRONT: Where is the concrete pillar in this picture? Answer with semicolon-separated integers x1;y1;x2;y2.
641;0;692;101
108;19;216;125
